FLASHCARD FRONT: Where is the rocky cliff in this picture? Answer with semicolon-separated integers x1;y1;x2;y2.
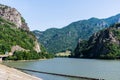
74;23;120;59
0;4;29;31
0;4;41;54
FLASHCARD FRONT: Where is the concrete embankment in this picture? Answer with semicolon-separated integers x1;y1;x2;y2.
15;67;104;80
0;64;43;80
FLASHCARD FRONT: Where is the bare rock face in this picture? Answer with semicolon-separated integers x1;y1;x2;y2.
0;4;41;53
86;28;116;57
74;23;120;59
34;40;41;53
0;4;29;31
9;45;29;56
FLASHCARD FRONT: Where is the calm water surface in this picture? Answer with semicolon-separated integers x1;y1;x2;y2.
3;58;120;80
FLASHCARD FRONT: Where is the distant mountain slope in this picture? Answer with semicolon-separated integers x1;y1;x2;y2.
33;14;120;53
73;23;120;59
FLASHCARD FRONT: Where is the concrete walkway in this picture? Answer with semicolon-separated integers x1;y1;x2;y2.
0;64;43;80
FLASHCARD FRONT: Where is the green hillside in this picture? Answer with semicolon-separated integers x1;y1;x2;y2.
33;14;120;54
0;17;35;53
33;18;109;53
73;23;120;59
0;17;54;60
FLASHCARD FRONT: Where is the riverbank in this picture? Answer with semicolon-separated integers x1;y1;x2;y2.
2;58;47;62
0;64;43;80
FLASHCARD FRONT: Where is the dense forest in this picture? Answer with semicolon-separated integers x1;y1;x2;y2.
73;23;120;59
33;14;120;54
0;17;54;60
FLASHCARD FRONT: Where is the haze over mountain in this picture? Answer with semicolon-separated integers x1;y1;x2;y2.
33;14;120;53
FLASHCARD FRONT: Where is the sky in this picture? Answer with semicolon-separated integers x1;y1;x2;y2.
0;0;120;31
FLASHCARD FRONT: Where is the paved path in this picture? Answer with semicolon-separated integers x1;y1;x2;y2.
0;64;43;80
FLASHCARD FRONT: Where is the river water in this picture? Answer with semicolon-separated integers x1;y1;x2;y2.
3;58;120;80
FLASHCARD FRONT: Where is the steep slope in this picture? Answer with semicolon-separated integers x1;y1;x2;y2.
104;14;120;25
0;4;29;31
0;4;45;60
34;14;120;53
0;17;35;53
74;23;120;59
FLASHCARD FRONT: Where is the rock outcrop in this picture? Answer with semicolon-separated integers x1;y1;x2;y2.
74;23;120;59
9;45;29;56
0;4;41;53
34;40;41;53
0;4;29;31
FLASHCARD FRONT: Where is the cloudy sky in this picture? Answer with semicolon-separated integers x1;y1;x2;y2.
0;0;120;31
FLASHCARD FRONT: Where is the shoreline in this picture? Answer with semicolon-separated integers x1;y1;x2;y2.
2;58;48;63
0;63;43;80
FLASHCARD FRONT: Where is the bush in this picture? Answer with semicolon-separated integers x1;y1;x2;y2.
5;51;54;60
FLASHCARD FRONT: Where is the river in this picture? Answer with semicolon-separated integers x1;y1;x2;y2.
3;58;120;80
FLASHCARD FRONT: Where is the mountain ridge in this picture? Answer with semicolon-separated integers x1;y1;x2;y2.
73;23;120;59
33;13;120;53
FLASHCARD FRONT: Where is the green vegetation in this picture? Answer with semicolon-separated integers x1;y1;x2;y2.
73;23;120;59
0;17;54;60
73;40;87;58
5;51;54;60
6;51;39;60
100;43;120;59
33;14;120;54
0;17;35;53
33;18;109;53
21;17;25;23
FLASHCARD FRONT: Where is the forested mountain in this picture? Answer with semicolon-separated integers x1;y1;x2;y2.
0;4;53;60
33;14;120;53
73;23;120;59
